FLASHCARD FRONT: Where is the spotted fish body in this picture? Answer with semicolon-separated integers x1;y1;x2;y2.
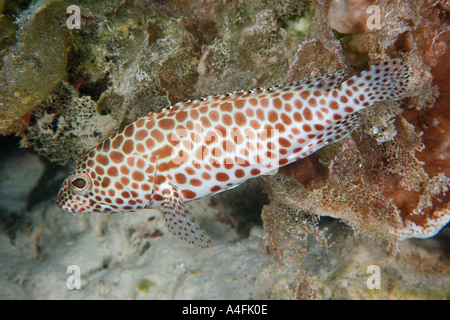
57;60;411;248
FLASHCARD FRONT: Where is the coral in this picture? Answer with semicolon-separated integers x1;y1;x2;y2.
103;11;201;122
259;0;449;262
0;2;68;135
287;37;346;81
13;0;305;162
4;0;446;249
0;0;448;300
327;0;375;34
20;82;118;163
194;1;302;95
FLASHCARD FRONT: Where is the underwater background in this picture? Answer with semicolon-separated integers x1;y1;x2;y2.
0;0;448;299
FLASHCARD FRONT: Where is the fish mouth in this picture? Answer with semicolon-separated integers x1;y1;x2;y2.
56;198;78;213
56;194;71;212
56;185;116;213
57;200;118;213
56;188;139;213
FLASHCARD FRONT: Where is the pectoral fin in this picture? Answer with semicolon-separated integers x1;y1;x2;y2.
161;184;211;248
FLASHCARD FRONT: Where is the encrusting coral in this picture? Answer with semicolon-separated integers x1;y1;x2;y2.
0;2;67;135
1;0;306;162
261;0;449;259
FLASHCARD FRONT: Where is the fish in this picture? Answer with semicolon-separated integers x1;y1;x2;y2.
56;59;411;248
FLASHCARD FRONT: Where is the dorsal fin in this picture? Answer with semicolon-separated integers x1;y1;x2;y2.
292;70;348;92
171;70;349;109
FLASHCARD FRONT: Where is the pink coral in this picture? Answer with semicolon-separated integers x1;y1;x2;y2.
327;0;376;34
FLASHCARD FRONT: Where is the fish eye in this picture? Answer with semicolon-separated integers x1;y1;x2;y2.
69;173;92;195
72;177;86;189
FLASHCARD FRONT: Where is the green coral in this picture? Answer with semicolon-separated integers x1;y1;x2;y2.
137;279;155;293
0;2;68;134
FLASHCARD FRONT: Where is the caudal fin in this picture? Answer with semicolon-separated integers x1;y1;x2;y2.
333;59;411;114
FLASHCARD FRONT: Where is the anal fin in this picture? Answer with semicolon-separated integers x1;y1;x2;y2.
161;184;211;248
323;113;360;145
